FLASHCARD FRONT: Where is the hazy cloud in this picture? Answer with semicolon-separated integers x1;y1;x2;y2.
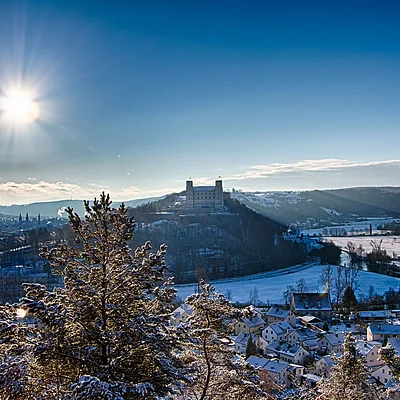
225;159;400;180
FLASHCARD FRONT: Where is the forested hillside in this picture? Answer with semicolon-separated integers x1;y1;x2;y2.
128;194;306;283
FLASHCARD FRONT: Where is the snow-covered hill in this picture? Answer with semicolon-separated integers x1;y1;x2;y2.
232;187;400;227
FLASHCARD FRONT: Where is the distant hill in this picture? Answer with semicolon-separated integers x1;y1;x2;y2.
0;196;162;217
232;187;400;227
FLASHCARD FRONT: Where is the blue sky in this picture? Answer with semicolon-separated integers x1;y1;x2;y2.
0;0;399;205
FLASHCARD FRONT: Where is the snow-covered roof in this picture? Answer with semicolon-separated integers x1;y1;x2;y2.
292;292;332;312
235;332;260;346
241;315;265;328
263;359;290;374
303;373;322;383
317;355;336;368
171;306;193;319
369;324;400;335
267;306;292;319
321;333;345;347
266;340;306;357
358;311;388;319
267;321;294;336
246;355;269;369
246;356;291;374
388;337;400;354
172;306;186;319
293;327;319;341
385;376;400;390
355;340;382;356
370;363;391;374
299;315;322;324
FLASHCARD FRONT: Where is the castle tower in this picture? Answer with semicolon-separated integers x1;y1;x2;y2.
214;180;224;210
186;180;194;208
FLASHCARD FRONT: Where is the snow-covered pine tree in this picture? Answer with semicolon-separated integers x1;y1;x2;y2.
179;281;265;400
317;333;383;400
0;305;33;400
380;343;400;376
379;343;400;395
1;193;186;399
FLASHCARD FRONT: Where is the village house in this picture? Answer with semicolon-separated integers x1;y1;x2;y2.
246;355;304;388
356;310;390;324
266;306;296;328
170;306;193;326
315;355;336;377
286;326;320;352
291;292;332;320
356;340;384;368
367;324;400;342
299;315;324;330
261;321;294;344
266;340;311;365
386;377;400;400
234;315;266;335
317;333;345;354
371;364;393;386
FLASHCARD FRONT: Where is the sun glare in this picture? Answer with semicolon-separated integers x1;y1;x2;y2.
1;89;40;124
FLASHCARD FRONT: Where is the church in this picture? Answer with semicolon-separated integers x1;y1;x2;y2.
185;179;224;210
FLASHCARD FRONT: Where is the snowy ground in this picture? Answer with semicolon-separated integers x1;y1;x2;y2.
175;263;400;305
327;236;400;257
300;218;398;236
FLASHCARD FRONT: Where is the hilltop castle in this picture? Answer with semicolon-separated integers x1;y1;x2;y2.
185;180;224;210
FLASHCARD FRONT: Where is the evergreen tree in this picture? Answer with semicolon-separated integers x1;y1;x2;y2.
245;335;258;359
181;281;265;400
0;193;186;399
317;333;382;400
341;286;358;314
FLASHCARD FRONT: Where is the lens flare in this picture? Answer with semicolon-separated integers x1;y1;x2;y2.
16;308;27;318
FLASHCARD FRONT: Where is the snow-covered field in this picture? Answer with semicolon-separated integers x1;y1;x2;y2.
175;264;400;305
300;218;398;236
328;236;400;257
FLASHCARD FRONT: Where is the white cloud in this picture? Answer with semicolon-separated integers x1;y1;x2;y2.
225;159;400;181
0;181;181;205
0;181;99;203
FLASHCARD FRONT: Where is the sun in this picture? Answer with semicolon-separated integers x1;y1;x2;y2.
1;89;40;124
